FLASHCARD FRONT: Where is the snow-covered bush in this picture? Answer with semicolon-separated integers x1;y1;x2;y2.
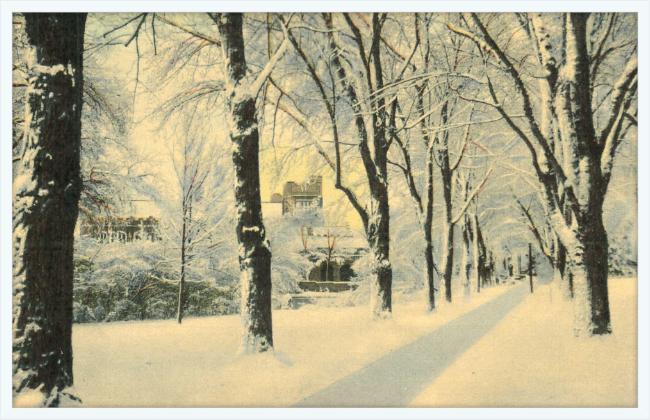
73;302;96;323
104;299;141;322
72;240;240;323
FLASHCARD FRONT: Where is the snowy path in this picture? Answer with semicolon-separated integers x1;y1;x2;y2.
294;282;534;407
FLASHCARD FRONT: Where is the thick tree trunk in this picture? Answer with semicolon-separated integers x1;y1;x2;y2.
439;123;455;302
367;194;392;319
462;12;634;337
217;13;273;353
560;206;611;335
441;222;455;302
554;14;612;336
12;13;86;406
323;13;393;319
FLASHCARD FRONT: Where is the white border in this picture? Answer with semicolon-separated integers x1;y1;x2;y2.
1;2;648;419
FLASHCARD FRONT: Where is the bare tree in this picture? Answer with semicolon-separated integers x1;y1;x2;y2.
160;134;227;324
276;13;411;318
213;12;290;352
447;13;637;335
12;13;87;406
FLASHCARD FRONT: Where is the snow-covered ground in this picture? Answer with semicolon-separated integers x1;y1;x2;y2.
71;284;516;407
409;277;637;407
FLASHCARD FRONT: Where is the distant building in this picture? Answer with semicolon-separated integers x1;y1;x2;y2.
80;216;161;243
262;176;324;220
281;175;323;214
79;196;163;243
266;191;369;298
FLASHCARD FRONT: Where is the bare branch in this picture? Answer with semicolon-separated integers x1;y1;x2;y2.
163;14;221;46
598;56;638;147
451;168;493;225
102;13;145;38
516;199;554;265
248;13;293;98
124;14;148;48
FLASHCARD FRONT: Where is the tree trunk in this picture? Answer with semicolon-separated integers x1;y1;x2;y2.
216;13;273;353
439;123;454;302
424;142;436;311
561;205;611;335
12;13;86;406
441;222;455;302
323;13;393;319
554;235;572;300
368;194;392;319
474;215;490;288
177;211;187;324
554;14;612;336
472;214;482;293
461;217;472;300
529;243;534;293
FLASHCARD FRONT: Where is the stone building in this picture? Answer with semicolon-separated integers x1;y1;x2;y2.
79;197;162;243
80;215;161;243
281;175;323;214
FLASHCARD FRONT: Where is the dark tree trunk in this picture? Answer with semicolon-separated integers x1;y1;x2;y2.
367;194;392;318
553;14;614;335
323;13;393;319
439;110;454;302
441;222;454;302
472;214;485;293
460;12;636;336
554;235;572;299
568;200;611;334
216;13;273;353
424;163;436;311
529;243;534;293
461;215;472;299
12;13;87;406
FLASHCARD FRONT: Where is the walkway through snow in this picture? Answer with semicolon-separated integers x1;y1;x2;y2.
71;283;518;407
294;282;532;407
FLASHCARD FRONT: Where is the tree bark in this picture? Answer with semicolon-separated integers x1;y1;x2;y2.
216;13;273;353
413;61;436;312
439;102;455;302
472;215;481;293
553;14;612;335
325;13;393;319
424;149;436;311
529;243;534;293
461;215;472;300
441;222;455;302
368;196;392;319
457;13;635;335
554;235;572;300
12;13;87;406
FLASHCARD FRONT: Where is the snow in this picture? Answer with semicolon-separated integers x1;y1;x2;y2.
13;385;46;408
409;277;637;407
70;284;516;407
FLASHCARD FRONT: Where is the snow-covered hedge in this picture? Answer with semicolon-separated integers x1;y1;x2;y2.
73;239;239;323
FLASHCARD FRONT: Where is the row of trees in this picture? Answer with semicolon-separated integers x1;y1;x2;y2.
12;12;637;405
